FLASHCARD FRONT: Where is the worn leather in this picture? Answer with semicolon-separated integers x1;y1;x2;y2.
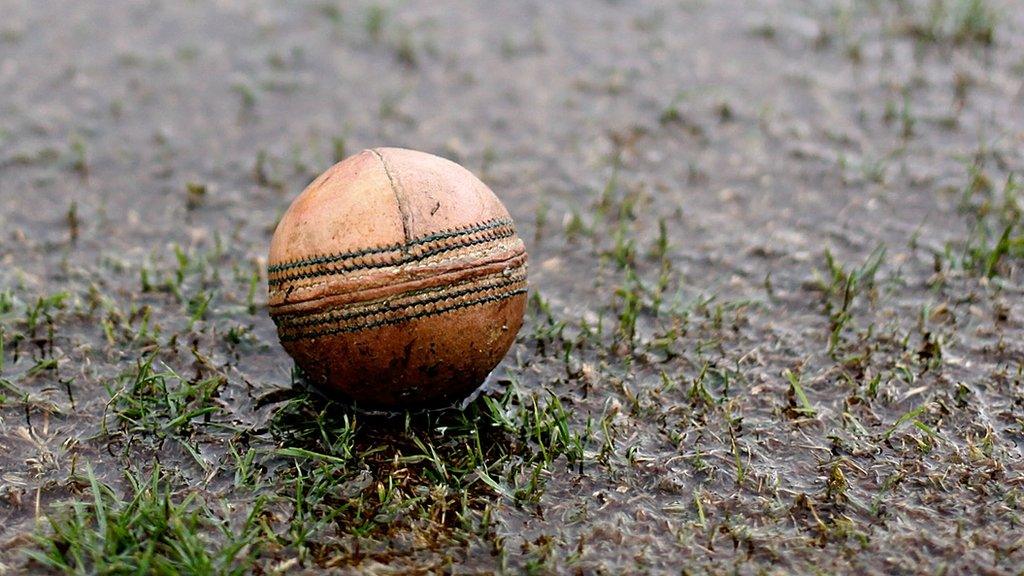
268;148;528;408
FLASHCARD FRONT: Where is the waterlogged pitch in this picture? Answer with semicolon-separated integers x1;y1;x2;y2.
1;1;1023;574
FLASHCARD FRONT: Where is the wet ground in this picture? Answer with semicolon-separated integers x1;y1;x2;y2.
2;0;1024;573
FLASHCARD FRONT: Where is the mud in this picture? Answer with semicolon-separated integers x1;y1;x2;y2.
2;1;1024;573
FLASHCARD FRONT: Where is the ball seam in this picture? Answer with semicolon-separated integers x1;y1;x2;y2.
277;286;527;342
267;217;513;274
272;265;528;328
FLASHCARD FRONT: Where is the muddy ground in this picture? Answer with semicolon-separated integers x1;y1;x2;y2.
2;0;1024;574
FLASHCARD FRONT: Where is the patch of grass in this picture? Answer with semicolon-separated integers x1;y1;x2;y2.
104;355;226;441
963;175;1022;277
231;83;257;112
971;222;1019;278
0;289;15;316
331;135;346;163
883;402;933;441
67;201;80;243
943;0;998;44
394;33;418;68
615;268;642;344
366;5;387;41
900;0;998;45
28;465;263;575
784;368;817;418
257;381;587;564
527;291;568;359
748;20;777;41
317;2;343;25
815;246;886;353
534;199;549;244
185;182;207;211
945;167;1023;278
68;135;88;176
839;153;890;185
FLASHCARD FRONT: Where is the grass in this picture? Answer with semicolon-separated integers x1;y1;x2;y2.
68;136;88;176
66;201;80;243
366;5;387;41
318;2;343;25
250;383;590;565
784;368;817;418
938;163;1024;278
816;246;886;354
104;355;226;440
231;83;257;113
185;183;207;211
17;327;593;572
27;466;263;575
902;0;999;45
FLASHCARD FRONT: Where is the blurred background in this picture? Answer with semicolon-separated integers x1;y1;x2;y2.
3;1;1021;273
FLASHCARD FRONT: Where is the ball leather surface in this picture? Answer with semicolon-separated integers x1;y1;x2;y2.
267;148;528;408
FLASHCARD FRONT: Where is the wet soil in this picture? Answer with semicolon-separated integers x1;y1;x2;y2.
2;0;1024;573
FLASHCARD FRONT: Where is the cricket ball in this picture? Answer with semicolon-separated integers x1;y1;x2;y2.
267;148;528;408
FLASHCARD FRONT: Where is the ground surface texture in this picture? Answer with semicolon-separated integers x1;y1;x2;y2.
2;0;1024;574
